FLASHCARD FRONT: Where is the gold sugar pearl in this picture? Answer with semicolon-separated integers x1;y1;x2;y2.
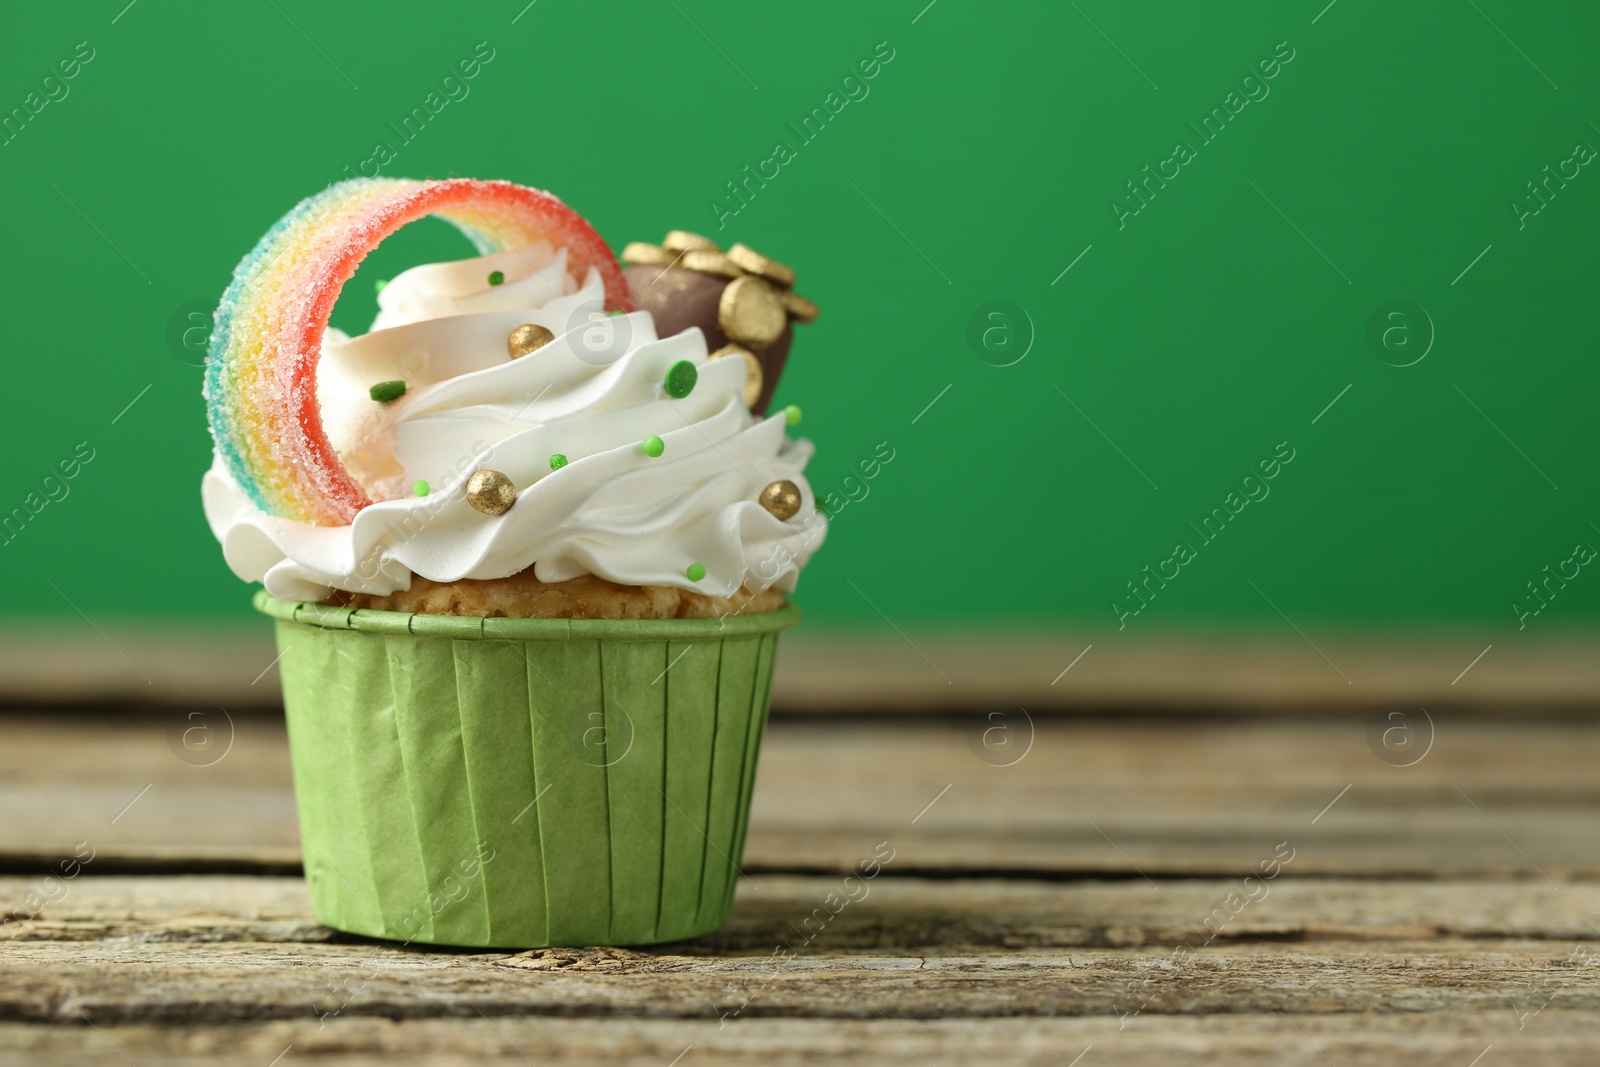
681;249;744;279
718;275;787;350
727;243;797;289
465;469;518;516
780;289;820;324
662;230;721;254
507;323;555;359
622;242;675;267
758;479;802;521
709;344;764;408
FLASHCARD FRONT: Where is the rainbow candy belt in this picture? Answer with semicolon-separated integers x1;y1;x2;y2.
204;177;632;526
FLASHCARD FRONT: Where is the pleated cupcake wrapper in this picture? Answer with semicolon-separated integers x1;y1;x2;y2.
254;591;799;948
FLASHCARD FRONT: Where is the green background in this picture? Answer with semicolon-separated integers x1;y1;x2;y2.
2;0;1596;639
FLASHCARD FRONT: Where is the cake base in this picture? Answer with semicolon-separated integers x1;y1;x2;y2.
333;571;786;620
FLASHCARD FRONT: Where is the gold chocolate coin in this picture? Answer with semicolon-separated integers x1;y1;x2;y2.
780;289;819;324
681;249;744;279
727;243;797;289
709;343;764;408
758;479;802;521
465;469;518;516
718;275;787;349
507;323;556;359
622;242;675;267
662;230;721;254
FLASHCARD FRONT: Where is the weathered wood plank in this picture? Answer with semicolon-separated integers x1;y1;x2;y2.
0;712;300;867
4;716;1598;877
2;1013;1596;1067
7;875;1600;949
4;711;1597;1066
6;937;1599;1024
8;623;1600;710
3;876;1598;1031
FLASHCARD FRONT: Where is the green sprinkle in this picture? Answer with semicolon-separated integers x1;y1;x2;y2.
641;434;665;458
784;404;802;426
369;380;407;403
374;278;388;294
607;309;627;317
663;359;698;399
549;453;568;470
686;562;707;582
487;270;505;286
413;480;430;497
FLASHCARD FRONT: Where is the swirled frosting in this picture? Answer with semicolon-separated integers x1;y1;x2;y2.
202;242;826;603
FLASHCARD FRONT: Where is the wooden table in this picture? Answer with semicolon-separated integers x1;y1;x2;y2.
3;709;1598;1064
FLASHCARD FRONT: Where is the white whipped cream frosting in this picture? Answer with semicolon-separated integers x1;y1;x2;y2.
203;242;826;603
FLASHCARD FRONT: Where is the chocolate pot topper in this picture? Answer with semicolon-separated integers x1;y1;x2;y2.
622;232;817;416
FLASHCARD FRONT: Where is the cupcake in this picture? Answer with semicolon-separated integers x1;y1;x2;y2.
202;178;826;947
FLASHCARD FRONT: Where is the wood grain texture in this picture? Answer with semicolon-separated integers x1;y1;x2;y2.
7;938;1598;1021
2;875;1598;1063
4;715;1597;878
7;624;1600;710
7;875;1600;950
3;1015;1597;1067
4;714;1598;1064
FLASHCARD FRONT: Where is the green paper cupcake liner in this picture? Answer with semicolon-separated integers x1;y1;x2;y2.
254;590;800;949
